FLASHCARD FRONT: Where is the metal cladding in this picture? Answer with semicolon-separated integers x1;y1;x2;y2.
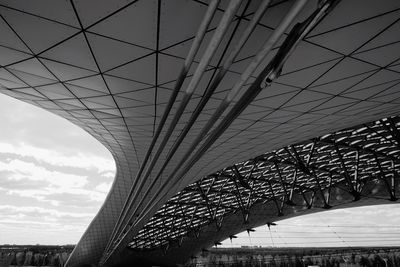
0;0;400;266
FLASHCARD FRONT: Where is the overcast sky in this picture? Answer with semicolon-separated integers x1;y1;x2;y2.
0;93;399;247
0;93;115;245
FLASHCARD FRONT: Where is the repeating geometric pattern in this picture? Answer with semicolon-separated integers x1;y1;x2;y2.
130;116;400;251
124;116;400;266
0;0;399;266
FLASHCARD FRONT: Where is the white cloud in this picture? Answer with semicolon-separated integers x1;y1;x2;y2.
0;204;94;236
0;204;93;244
0;205;93;219
0;142;115;173
6;183;109;204
0;158;111;204
101;171;115;179
0;94;115;245
0;158;88;188
95;182;112;193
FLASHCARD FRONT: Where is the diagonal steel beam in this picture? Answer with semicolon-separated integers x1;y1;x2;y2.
273;162;293;205
334;143;360;200
267;180;284;216
230;168;250;223
374;155;397;201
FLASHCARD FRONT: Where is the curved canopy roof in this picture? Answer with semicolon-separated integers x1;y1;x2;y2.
0;0;400;266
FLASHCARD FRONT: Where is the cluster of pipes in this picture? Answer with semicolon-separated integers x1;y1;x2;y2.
100;0;340;264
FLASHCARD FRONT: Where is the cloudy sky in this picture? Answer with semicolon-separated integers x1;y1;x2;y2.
0;93;115;245
0;93;400;247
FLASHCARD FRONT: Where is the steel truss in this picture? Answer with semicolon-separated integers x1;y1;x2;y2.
128;116;400;252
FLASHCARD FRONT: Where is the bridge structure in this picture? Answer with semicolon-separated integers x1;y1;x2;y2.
0;0;400;266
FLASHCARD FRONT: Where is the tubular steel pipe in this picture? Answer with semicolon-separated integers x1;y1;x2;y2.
103;0;220;255
157;0;338;211
115;0;242;236
104;0;242;259
134;0;309;226
127;0;272;228
132;0;340;242
127;0;242;203
107;0;340;263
